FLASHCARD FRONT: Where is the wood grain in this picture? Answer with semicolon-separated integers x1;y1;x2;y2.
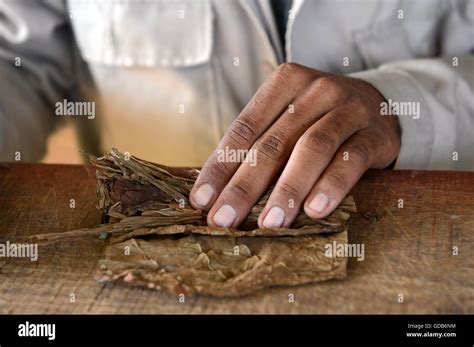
0;164;473;313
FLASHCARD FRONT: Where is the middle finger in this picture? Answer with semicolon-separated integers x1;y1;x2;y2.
258;106;367;228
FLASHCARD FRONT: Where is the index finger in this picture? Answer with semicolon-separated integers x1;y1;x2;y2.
189;63;314;210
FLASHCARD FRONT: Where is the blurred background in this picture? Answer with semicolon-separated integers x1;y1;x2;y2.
43;122;82;164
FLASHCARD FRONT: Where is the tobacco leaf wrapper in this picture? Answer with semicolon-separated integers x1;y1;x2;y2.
30;149;357;297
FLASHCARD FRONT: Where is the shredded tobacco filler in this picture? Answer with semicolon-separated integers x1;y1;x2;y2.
31;149;357;297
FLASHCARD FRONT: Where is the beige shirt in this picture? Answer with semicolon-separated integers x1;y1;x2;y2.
1;0;473;169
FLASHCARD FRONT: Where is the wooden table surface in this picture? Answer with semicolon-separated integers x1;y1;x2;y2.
0;163;473;314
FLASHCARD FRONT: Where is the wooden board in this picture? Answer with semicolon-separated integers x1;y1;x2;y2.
0;163;473;313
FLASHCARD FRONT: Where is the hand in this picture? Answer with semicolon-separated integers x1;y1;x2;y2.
190;63;400;228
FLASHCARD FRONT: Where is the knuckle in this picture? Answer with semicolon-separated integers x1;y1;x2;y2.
277;62;302;76
345;142;371;165
227;118;258;145
277;181;301;199
272;63;304;90
329;114;349;135
264;76;287;96
298;130;337;156
256;131;288;161
209;158;234;179
271;63;314;95
332;106;368;131
365;127;387;151
228;180;255;201
311;75;344;96
256;75;290;104
325;171;348;188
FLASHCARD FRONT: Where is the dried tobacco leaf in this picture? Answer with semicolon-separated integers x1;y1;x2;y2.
28;149;357;297
97;230;348;297
93;148;356;230
30;148;356;243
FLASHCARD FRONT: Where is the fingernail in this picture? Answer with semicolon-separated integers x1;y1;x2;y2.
193;183;214;207
213;204;236;228
308;193;329;213
262;206;285;228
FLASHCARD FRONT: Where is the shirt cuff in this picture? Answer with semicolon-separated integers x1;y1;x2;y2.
349;67;434;170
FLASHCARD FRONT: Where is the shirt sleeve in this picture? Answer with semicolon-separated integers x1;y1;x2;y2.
0;0;77;162
350;0;474;171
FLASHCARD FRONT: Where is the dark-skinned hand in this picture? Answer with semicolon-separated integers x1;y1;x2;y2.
190;63;401;229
